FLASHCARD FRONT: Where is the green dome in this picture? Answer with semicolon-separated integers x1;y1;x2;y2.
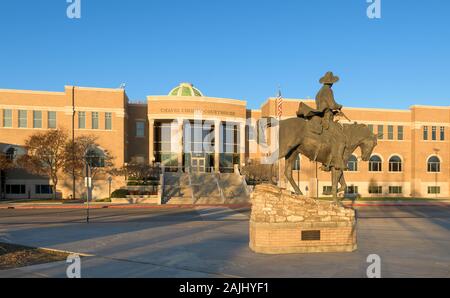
168;83;204;97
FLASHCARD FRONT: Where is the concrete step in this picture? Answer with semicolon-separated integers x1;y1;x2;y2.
163;172;249;205
217;173;249;200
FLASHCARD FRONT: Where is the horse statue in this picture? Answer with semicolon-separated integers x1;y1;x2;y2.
257;117;377;205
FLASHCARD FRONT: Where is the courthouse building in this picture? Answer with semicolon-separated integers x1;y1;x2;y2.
0;82;449;199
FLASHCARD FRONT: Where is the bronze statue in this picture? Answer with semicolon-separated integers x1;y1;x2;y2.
297;71;343;134
258;72;378;205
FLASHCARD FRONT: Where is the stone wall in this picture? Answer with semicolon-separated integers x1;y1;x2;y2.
249;184;357;254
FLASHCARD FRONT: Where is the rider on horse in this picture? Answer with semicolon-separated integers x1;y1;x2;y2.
296;72;348;171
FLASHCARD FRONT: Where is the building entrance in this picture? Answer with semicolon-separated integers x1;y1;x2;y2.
191;157;206;173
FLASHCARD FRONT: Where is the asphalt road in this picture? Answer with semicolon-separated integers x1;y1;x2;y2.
0;205;449;277
0;205;449;224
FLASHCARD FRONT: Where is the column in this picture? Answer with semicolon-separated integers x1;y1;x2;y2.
239;122;246;168
177;118;184;171
214;120;221;172
149;118;155;165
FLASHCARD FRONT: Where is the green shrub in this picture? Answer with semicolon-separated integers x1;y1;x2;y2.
95;198;112;202
111;189;129;198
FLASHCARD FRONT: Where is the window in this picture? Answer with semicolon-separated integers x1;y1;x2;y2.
369;186;383;194
221;122;239;154
389;156;402;172
92;112;99;129
6;184;26;194
155;121;179;168
18;110;27;128
440;127;445;141
377;125;383;140
428;186;441;194
5;148;16;161
347;155;358;172
427;156;440;172
293;155;301;171
431;126;437;141
389;186;403;194
35;185;53;194
105;112;112;130
48;111;56;129
33;111;42;128
368;124;374;134
423;126;428;140
136;121;145;137
387;125;394;140
323;186;332;195
398;126;404;140
78;112;86;129
3;109;12;127
369;155;382;172
247;124;256;141
86;148;106;168
346;186;359;194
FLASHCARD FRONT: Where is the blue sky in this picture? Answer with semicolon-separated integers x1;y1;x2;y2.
0;0;449;110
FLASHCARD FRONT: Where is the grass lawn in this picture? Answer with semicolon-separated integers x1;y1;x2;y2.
0;242;70;270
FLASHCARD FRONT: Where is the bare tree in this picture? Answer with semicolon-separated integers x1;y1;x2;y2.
241;160;278;185
0;154;12;171
0;153;13;198
18;129;68;199
64;135;115;181
113;162;161;184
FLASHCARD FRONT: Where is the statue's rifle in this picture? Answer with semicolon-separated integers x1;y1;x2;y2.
337;110;352;122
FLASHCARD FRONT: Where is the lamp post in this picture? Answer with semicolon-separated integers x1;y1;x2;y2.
0;170;5;200
108;176;113;200
433;148;440;198
84;160;92;223
296;155;300;193
72;87;76;201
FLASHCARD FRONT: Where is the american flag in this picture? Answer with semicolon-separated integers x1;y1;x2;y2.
276;88;283;119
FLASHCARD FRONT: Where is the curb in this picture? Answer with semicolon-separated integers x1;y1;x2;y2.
350;202;450;207
0;204;252;210
0;202;447;210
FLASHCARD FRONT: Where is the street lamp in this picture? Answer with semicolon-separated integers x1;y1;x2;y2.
296;155;300;194
433;148;440;198
84;152;93;223
107;176;113;200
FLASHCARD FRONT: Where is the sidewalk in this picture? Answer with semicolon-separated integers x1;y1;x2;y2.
0;200;449;209
0;203;253;210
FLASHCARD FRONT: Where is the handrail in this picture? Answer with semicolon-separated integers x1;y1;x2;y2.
241;175;251;196
158;172;164;205
187;169;195;202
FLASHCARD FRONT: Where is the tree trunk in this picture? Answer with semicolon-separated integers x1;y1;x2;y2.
0;170;4;200
52;176;58;200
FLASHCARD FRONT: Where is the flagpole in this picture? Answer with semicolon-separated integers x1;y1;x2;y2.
276;86;283;189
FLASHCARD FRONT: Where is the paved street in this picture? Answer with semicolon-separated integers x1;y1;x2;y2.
0;205;449;278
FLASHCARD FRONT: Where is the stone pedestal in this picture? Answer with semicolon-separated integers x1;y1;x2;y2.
249;184;357;254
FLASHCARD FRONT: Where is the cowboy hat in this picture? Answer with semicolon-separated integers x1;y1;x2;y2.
319;71;340;84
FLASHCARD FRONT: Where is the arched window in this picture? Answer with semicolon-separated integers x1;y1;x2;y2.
389;156;402;172
427;156;441;173
369;155;382;172
347;155;358;172
86;148;106;168
5;148;16;161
